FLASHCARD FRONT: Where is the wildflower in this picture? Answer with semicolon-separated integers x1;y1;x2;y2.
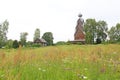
81;75;87;79
83;76;87;79
42;69;46;72
38;68;41;70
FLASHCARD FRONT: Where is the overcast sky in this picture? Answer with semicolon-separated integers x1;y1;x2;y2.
0;0;120;43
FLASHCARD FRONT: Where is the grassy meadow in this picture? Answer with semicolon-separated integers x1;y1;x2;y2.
0;44;120;80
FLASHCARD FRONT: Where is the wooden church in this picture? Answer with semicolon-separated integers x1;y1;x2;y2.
70;14;85;44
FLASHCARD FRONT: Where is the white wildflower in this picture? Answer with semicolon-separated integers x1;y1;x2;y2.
81;75;87;79
83;76;87;79
42;69;46;72
38;68;41;70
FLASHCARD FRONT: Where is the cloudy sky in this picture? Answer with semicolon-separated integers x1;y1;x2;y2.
0;0;120;43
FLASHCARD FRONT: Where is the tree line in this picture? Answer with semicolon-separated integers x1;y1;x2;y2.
0;18;120;48
56;19;120;45
84;19;120;44
0;20;54;48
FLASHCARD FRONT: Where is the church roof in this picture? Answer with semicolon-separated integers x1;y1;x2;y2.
34;38;47;43
40;38;47;43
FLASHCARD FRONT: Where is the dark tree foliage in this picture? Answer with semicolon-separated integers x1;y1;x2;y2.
96;38;101;44
13;40;19;48
42;32;53;46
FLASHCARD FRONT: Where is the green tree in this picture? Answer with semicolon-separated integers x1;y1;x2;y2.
108;23;120;43
84;19;97;44
42;32;53;45
84;19;108;44
33;28;40;41
116;23;120;41
6;39;13;49
13;40;19;48
20;32;28;46
0;20;9;48
26;41;33;47
96;21;108;42
108;27;116;43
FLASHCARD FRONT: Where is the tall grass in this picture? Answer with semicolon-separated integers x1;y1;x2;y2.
0;44;120;80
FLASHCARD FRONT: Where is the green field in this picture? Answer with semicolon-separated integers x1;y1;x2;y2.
0;44;120;80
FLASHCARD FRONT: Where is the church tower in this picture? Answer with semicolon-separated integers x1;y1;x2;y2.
74;13;85;42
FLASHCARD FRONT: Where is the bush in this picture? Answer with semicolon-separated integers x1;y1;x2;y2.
55;41;73;45
76;42;82;45
5;39;13;49
32;43;42;47
56;41;67;45
12;40;19;48
66;41;73;45
96;38;101;44
26;41;33;47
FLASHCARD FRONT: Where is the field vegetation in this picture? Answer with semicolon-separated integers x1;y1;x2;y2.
0;44;120;80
